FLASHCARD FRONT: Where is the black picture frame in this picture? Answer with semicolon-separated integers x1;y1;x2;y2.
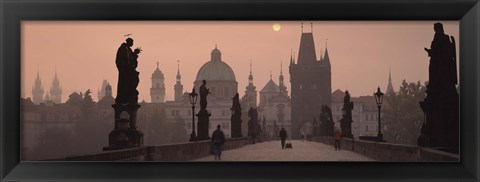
1;0;479;181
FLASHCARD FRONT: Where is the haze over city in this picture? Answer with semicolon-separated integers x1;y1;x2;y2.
22;21;459;102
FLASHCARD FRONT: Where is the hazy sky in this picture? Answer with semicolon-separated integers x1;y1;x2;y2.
22;21;459;102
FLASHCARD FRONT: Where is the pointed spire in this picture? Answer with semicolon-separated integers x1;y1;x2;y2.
156;61;159;69
301;22;303;33
177;60;180;74
386;67;395;96
270;71;272;80
322;40;331;65
176;60;181;81
280;61;283;75
250;60;252;75
389;67;392;82
293;51;296;64
215;43;217;49
290;49;293;65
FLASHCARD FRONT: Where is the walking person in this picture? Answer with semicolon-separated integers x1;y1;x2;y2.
211;125;226;160
279;127;287;149
334;128;341;151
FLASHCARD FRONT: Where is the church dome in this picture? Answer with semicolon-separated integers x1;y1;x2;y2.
195;46;236;82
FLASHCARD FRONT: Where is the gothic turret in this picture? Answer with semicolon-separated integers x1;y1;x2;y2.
32;69;44;104
49;71;62;104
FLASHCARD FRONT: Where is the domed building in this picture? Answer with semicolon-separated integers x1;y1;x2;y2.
194;45;238;101
164;45;239;139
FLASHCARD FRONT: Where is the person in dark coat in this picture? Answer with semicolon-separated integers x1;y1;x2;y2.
211;124;226;160
279;127;287;149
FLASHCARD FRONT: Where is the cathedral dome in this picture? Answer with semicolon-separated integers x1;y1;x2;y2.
195;46;236;82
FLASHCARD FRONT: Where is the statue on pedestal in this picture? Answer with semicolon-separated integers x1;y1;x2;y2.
418;23;459;154
340;90;354;138
196;80;211;140
105;37;143;151
230;93;243;138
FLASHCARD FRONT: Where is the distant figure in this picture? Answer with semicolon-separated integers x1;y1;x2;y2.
279;127;287;149
115;38;134;104
301;134;304;142
199;80;210;111
211;124;226;160
334;129;341;151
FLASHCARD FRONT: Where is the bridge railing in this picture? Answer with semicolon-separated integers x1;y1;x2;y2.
312;136;459;161
43;137;253;161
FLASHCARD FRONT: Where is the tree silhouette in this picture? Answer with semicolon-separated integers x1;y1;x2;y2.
383;80;426;145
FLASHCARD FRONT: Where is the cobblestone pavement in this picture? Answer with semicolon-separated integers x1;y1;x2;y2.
193;140;375;161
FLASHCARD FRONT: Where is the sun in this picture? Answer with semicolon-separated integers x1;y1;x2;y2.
273;23;281;32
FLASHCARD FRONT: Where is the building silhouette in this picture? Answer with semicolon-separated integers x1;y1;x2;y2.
151;62;166;103
257;63;292;138
289;27;332;137
165;45;239;138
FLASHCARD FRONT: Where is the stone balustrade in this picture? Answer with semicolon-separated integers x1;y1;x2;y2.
44;137;252;161
313;136;459;161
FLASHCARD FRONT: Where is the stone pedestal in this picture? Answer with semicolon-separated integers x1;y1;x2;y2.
196;109;211;141
418;87;459;153
104;103;143;151
231;116;243;138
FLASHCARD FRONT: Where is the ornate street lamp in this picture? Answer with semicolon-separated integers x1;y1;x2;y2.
374;87;384;142
189;88;198;141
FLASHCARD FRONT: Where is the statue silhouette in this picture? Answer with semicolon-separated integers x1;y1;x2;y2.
115;38;133;104
199;80;210;111
424;22;457;91
115;37;141;104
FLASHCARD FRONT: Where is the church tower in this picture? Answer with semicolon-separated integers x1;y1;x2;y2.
289;24;332;137
32;69;44;104
50;71;62;104
243;60;257;108
386;69;395;96
174;60;183;101
150;62;166;103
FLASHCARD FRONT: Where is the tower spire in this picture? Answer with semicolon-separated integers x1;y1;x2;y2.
290;49;293;65
250;60;252;75
270;71;272;80
301;22;303;33
280;61;283;75
386;67;395;96
157;61;159;69
176;60;181;82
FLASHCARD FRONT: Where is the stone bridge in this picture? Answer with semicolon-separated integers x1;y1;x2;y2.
44;137;458;162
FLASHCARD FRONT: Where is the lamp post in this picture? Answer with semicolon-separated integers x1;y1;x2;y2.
189;88;198;141
374;87;384;142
